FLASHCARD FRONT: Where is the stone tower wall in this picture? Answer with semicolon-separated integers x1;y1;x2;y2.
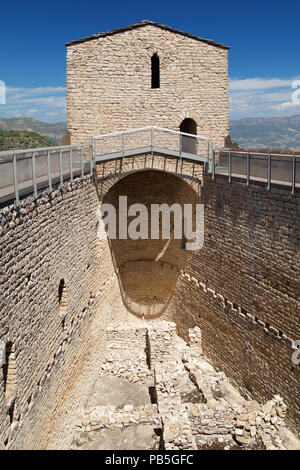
66;24;229;148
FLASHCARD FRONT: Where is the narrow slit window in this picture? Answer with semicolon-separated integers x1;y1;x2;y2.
58;279;67;317
3;342;17;404
151;54;160;89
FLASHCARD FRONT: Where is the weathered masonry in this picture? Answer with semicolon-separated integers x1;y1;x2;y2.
66;20;229;148
0;21;299;449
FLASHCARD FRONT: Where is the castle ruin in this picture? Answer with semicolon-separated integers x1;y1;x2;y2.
0;21;299;450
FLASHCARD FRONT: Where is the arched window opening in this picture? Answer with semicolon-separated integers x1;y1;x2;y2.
151;54;160;89
3;342;17;405
180;118;197;154
58;279;67;319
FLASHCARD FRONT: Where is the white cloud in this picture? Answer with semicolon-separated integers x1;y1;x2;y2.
16;96;66;107
26;108;38;116
1;86;66;122
229;76;300;119
229;78;293;91
0;80;6;104
270;101;299;111
7;86;66;96
1;78;300;123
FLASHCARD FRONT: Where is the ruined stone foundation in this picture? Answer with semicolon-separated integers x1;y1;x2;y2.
68;322;300;451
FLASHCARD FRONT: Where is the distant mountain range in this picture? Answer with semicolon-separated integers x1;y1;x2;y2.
0;118;66;145
1;116;300;151
230;115;300;151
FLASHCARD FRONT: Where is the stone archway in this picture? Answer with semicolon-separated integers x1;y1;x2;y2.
177;111;204;134
95;151;204;202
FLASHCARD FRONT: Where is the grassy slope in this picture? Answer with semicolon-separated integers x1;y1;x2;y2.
0;129;55;151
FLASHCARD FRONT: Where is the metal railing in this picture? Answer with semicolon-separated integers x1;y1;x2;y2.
92;126;213;166
214;149;300;194
0;143;92;205
1;134;300;206
0;127;213;206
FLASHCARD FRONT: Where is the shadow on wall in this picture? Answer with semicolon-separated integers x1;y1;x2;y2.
101;170;201;319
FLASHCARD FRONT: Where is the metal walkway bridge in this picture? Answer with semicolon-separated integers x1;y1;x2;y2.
0;126;299;206
0;127;213;206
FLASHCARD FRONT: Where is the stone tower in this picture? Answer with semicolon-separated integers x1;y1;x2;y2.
66;20;229;148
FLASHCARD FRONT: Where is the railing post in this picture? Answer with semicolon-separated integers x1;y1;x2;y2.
179;133;182;172
81;147;84;179
90;138;94;176
151;128;155;165
32;152;38;199
151;127;154;155
267;153;271;191
207;140;210;173
13;153;20;206
246;151;250;186
47;150;52;193
121;132;125;171
228;150;232;183
292;154;296;195
69;148;73;183
59;150;63;187
211;143;215;180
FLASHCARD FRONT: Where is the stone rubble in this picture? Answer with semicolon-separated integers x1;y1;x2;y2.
75;404;160;432
100;324;153;385
72;321;300;450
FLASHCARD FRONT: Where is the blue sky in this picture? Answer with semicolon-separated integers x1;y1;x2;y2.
1;0;300;122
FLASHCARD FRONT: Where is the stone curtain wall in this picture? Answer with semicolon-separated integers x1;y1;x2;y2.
163;175;300;434
0;178;125;449
1;157;299;446
66;24;228;148
199;175;300;340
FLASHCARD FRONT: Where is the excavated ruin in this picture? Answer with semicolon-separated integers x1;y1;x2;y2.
69;321;300;451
